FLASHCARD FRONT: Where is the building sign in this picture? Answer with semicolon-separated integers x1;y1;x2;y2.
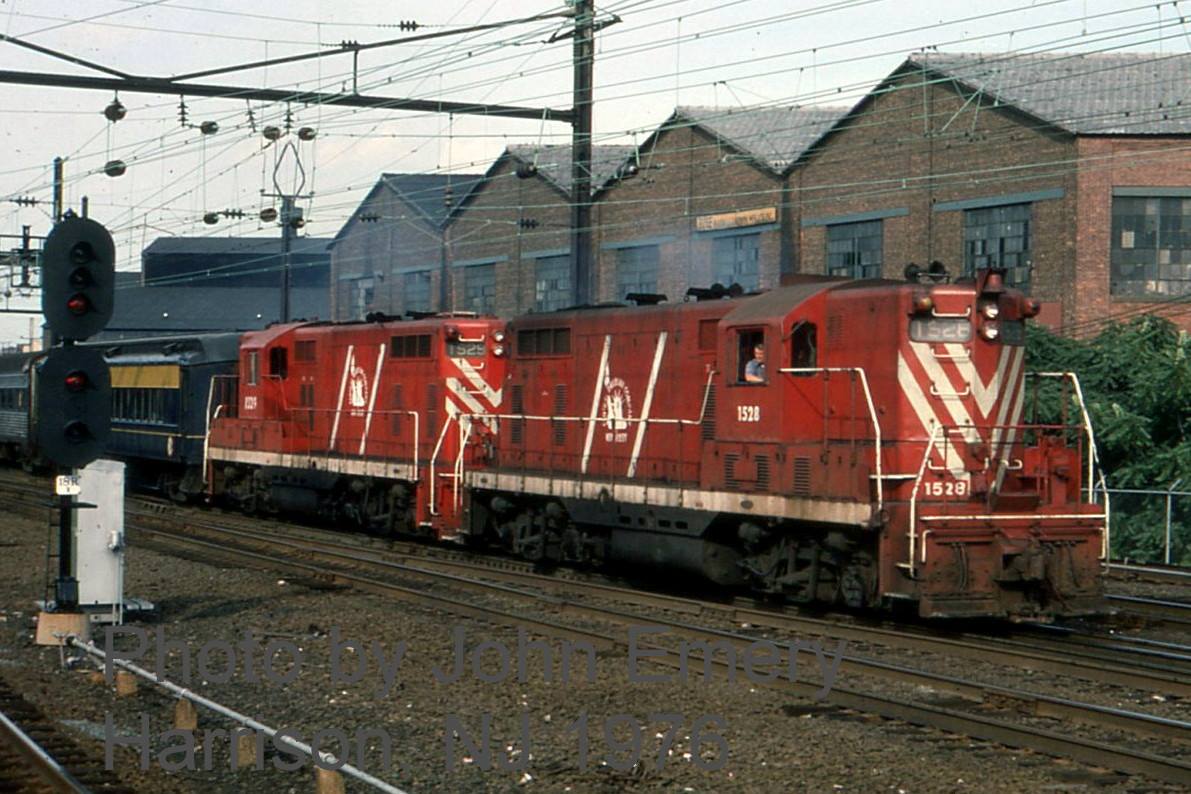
695;206;778;232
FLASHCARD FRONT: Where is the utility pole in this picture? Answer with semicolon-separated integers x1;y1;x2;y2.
52;157;63;222
570;0;594;306
280;194;295;323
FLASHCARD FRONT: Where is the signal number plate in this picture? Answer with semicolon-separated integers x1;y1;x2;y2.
55;475;81;496
737;405;761;423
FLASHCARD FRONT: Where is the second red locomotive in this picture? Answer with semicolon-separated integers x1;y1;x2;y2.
206;267;1105;619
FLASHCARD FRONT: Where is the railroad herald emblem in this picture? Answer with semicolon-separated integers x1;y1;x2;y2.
602;374;633;444
348;354;369;416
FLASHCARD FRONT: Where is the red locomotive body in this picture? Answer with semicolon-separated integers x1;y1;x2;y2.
203;268;1104;619
207;315;507;535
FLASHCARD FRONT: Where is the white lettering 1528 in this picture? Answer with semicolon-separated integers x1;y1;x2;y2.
924;480;968;497
737;405;760;423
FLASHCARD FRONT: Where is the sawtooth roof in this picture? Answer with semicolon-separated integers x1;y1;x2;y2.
380;172;486;226
907;51;1191;135
506;144;637;196
673;105;850;172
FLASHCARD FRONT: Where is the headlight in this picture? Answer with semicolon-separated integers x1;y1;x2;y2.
493;345;505;357
983;304;999;319
493;331;506;343
981;324;1000;341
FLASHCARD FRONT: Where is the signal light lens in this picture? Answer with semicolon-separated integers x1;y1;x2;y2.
1022;297;1042;318
66;294;91;315
64;371;89;392
69;242;95;265
63;421;91;444
68;267;92;289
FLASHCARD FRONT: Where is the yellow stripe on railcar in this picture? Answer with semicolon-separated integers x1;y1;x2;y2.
110;364;181;389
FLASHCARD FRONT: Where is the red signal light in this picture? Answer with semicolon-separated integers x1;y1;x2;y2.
64;371;88;392
66;294;90;315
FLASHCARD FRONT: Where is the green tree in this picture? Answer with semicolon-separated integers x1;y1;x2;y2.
1026;316;1191;562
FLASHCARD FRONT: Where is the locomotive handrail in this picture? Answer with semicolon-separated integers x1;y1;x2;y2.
1026;370;1111;560
931;306;972;319
779;366;883;513
929;383;972;398
907;418;1106;573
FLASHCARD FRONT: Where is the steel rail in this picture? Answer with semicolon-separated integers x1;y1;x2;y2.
0;708;89;794
127;522;1191;785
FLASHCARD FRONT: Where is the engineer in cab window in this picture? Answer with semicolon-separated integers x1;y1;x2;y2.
745;343;766;383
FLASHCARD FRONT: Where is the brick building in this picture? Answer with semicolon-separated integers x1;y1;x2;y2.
792;51;1191;332
446;144;633;316
593;106;844;302
330;173;483;321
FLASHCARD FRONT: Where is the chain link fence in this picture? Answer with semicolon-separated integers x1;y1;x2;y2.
1102;483;1190;565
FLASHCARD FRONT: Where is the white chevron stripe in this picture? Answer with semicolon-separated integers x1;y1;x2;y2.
328;344;354;450
446;377;496;431
627;331;667;478
898;351;966;478
452;357;503;406
961;345;1015;417
986;347;1024;467
993;369;1028;493
910;342;978;445
581;335;613;474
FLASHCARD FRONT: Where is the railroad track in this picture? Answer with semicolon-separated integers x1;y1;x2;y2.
0;675;135;794
1106;594;1191;627
118;507;1191;786
1107;561;1191;587
3;470;1189;694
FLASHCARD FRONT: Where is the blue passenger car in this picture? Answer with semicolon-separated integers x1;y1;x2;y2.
95;333;241;498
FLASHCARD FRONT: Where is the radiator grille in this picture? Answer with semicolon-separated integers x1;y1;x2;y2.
552;384;567;446
391;384;403;434
701;385;717;441
756;455;770;491
793;456;812;496
827;313;844;347
724;454;740;489
426;384;438;442
510;384;524;445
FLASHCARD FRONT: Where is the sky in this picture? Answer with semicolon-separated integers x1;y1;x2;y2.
0;0;1187;344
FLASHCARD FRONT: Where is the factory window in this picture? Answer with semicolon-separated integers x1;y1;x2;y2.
1111;195;1191;297
517;327;571;356
826;220;882;280
403;271;432;314
350;277;375;320
0;388;21;409
464;264;496;315
246;351;259;386
964;203;1031;290
534;255;571;312
390;334;432;359
294;340;316;362
615;245;659;299
712;233;760;291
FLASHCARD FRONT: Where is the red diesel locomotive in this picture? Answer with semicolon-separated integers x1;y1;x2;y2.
206;267;1105;619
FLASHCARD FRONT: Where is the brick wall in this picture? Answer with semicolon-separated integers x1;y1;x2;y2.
792;69;1077;306
445;157;571;316
329;184;444;320
594;125;786;302
1074;136;1191;334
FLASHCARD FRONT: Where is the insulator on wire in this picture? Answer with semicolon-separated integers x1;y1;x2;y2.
103;99;126;123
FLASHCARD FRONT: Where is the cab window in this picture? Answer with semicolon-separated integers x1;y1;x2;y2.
736;330;766;384
790;321;817;372
246;351;259;385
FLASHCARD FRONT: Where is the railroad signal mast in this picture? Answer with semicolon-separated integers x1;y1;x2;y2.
37;213;114;621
